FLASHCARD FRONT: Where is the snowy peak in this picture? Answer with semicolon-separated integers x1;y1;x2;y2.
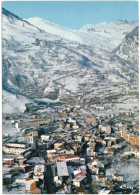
2;7;21;21
2;8;139;100
80;21;138;34
2;7;22;25
26;17;138;50
2;8;43;34
26;17;112;50
26;17;81;42
27;17;73;33
80;21;138;47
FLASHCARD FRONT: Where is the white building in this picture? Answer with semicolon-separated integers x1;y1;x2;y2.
41;135;50;142
57;161;69;177
3;145;31;155
113;173;123;181
33;164;45;181
54;176;62;185
73;175;86;187
34;164;45;175
6;142;27;148
73;124;79;129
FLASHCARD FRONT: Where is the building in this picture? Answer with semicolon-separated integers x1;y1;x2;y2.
65;155;80;163
113;173;123;181
133;125;139;131
107;148;114;156
41;135;50;142
86;115;96;125
6;142;27;148
56;161;69;177
8;146;24;155
3;158;14;165
3;145;31;155
59;123;64;129
73;124;79;129
86;147;95;157
65;123;70;129
106;180;115;189
54;176;62;185
58;111;67;117
33;164;45;180
106;126;111;134
48;154;67;163
30;134;37;149
98;189;111;194
72;143;81;152
75;135;83;142
91;166;99;175
54;142;63;150
73;175;86;187
42;141;52;149
98;176;107;182
84;134;90;142
30;181;42;194
75;172;86;178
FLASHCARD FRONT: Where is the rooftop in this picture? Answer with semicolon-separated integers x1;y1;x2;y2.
34;164;45;174
73;175;86;182
57;161;69;177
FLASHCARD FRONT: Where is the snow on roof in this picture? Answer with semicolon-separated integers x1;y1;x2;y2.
14;172;31;179
57;161;69;177
28;157;45;164
98;189;111;194
3;158;14;161
80;165;86;170
114;173;123;177
75;172;86;178
25;179;37;190
34;164;45;174
3;174;12;178
74;169;81;176
73;175;86;182
54;176;59;181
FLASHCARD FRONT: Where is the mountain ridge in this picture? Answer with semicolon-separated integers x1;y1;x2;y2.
2;8;139;103
26;16;138;51
114;26;139;66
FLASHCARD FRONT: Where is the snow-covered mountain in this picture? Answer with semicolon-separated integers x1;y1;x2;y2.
2;8;139;104
114;26;139;66
26;17;138;51
80;21;138;49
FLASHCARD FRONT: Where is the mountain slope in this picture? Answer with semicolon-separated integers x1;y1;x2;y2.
3;8;108;99
80;21;138;49
2;8;139;103
114;26;139;66
26;17;138;51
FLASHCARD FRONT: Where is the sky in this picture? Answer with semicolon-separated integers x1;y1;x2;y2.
2;1;139;29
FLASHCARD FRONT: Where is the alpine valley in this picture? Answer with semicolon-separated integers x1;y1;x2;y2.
2;8;138;113
2;7;139;194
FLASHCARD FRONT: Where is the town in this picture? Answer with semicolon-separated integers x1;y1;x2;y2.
2;79;139;194
2;2;139;194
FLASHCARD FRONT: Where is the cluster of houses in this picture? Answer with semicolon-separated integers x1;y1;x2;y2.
3;103;139;194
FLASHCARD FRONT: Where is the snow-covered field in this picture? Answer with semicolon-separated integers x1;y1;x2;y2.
2;120;17;136
106;159;139;182
2;90;33;114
